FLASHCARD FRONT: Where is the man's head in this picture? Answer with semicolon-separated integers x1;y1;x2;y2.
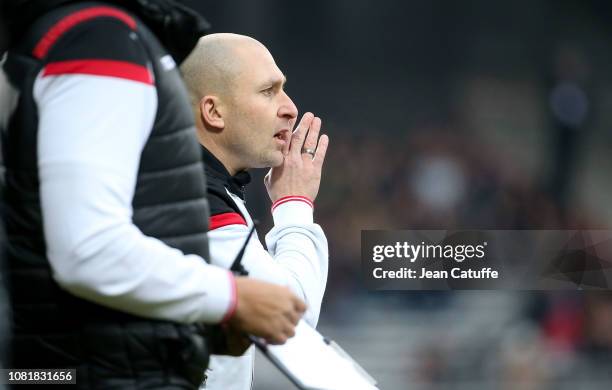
181;33;298;174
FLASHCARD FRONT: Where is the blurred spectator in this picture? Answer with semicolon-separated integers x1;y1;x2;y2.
547;43;592;218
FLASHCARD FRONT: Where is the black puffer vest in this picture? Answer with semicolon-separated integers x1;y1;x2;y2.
2;2;212;387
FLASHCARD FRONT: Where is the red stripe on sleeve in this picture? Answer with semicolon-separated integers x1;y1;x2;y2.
209;212;247;230
34;6;137;59
271;195;314;212
42;60;153;85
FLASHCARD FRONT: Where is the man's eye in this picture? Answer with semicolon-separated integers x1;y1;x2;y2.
262;88;274;96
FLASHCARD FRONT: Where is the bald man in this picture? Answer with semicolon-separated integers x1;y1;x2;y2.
181;34;329;389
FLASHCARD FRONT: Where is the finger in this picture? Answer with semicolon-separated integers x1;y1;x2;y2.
302;116;321;154
291;111;313;133
285;116;297;155
292;296;307;314
313;134;329;170
282;132;290;155
288;116;297;130
289;113;313;157
277;320;295;342
285;324;296;339
284;307;301;325
290;310;301;325
269;331;287;345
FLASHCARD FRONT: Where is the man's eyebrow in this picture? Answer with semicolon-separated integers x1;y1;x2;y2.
260;75;287;89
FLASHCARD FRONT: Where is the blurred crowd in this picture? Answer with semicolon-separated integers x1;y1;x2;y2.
246;42;612;387
309;127;611;388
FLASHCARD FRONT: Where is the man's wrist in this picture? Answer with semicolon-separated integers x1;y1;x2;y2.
271;196;314;225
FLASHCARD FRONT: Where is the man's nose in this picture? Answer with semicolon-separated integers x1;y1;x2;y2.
278;91;298;121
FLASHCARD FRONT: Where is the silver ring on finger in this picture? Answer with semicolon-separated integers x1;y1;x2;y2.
301;148;316;158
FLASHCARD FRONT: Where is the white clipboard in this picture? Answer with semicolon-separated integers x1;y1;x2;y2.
252;320;379;390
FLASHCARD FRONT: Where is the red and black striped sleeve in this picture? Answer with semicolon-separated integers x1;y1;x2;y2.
36;6;153;85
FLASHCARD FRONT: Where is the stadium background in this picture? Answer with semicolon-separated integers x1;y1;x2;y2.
4;0;612;388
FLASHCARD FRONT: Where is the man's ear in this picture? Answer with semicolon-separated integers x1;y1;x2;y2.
200;95;225;130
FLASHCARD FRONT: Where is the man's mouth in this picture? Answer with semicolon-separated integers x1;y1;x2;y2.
273;129;289;142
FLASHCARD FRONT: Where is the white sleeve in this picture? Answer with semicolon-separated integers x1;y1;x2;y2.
35;72;235;324
208;200;328;326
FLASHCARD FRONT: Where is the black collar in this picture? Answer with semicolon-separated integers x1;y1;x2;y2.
201;146;251;200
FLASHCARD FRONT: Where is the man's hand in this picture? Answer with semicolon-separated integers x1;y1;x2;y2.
265;112;329;203
228;277;306;345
